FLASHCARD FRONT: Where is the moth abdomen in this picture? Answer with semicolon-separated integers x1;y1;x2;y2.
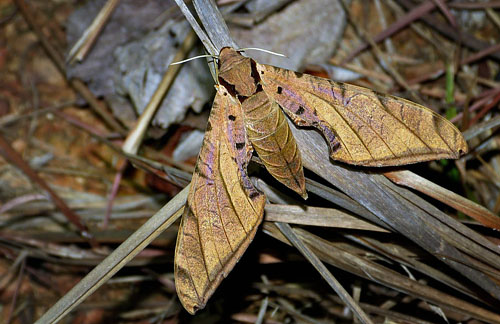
242;92;307;198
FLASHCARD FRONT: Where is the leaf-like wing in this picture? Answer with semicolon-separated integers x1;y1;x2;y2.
174;85;266;314
257;64;468;166
242;91;307;198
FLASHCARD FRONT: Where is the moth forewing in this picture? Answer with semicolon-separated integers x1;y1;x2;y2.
174;85;265;314
256;62;468;166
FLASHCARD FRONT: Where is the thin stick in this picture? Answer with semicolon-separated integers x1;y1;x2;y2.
173;0;217;55
0;134;91;240
122;30;197;154
13;0;127;135
66;0;121;63
34;185;189;324
274;222;374;324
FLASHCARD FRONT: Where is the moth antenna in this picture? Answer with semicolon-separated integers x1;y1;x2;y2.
238;47;287;58
171;54;218;65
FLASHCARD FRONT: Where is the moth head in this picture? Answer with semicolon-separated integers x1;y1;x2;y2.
217;47;258;97
218;47;247;73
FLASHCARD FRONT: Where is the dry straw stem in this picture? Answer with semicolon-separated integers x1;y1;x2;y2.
263;223;500;322
385;170;500;229
35;185;189;324
13;0;127;135
122;30;197;154
275;222;375;324
66;0;121;64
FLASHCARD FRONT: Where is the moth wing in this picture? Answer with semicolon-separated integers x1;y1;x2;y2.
174;86;266;314
257;63;468;166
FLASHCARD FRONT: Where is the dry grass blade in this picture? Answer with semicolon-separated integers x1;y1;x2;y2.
376;174;500;266
305;178;389;228
290;121;500;300
122;30;197;154
344;233;486;299
398;0;500;61
274;222;374;324
13;0;127;135
431;0;457;28
173;0;217;56
264;224;500;323
462;113;500;140
66;0;121;64
342;0;438;63
34;185;189;324
385;170;500;229
0;134;90;238
265;204;388;232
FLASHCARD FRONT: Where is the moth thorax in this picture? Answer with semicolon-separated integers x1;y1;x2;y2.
219;48;258;97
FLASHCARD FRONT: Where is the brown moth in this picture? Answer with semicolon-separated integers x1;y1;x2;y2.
174;47;468;314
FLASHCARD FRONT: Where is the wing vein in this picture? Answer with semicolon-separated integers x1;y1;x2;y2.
215;141;236;253
304;89;376;159
219;142;248;235
192;176;212;291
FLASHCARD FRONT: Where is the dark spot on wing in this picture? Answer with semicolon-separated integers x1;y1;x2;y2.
250;59;262;84
294;71;304;78
218;76;238;97
194;165;210;180
339;83;347;105
249;191;260;199
235;142;245;150
377;93;389;109
238;95;248;103
296;106;305;115
206;121;212;132
228;115;236;121
277;86;283;94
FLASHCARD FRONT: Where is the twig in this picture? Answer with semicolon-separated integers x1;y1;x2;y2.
275;222;374;324
342;0;440;63
13;0;127;135
173;0;217;55
431;0;457;28
66;0;121;64
341;1;425;104
122;30;197;154
0;133;92;242
5;252;27;324
398;0;500;61
34;185;189;324
102;159;128;229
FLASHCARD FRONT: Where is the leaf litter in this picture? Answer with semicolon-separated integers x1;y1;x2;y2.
1;0;500;323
